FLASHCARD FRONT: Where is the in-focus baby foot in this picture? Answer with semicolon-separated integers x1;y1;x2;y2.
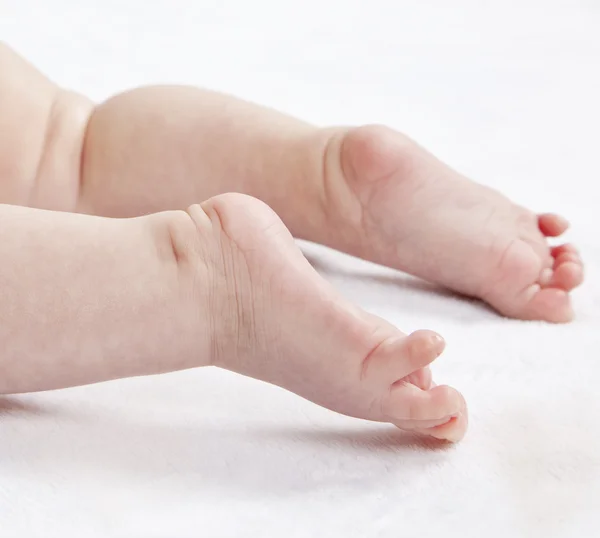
321;125;584;322
183;193;467;441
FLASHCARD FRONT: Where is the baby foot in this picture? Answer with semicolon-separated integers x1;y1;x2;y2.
320;125;584;322
182;194;467;441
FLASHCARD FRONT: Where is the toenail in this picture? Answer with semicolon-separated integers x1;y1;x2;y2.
429;334;444;351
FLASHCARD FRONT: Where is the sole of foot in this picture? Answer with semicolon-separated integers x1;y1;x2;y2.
319;124;583;323
180;193;468;441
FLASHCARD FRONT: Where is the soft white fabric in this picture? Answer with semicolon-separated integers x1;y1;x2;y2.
1;1;599;536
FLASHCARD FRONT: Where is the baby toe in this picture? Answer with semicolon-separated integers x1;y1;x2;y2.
362;330;444;386
550;262;584;291
382;383;464;423
538;213;570;237
554;253;581;268
404;366;433;391
551;243;579;258
395;396;468;443
539;250;584;291
425;408;469;443
552;243;582;270
395;416;457;431
520;285;574;323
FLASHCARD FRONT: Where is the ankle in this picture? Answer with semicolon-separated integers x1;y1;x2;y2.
162;198;274;372
155;209;221;369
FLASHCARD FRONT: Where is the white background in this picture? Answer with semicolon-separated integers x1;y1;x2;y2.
1;1;599;537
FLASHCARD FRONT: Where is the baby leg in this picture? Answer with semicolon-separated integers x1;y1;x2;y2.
0;43;580;323
77;85;582;322
0;203;205;392
0;42;92;210
0;195;466;441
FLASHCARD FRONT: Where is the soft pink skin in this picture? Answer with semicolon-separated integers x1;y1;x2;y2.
1;45;582;323
0;41;585;442
75;92;583;323
327;126;583;323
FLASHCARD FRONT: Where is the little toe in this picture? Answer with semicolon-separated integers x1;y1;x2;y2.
520;285;574;323
538;213;569;237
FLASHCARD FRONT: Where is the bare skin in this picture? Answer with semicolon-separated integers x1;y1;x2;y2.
2;43;583;322
0;43;467;441
0;196;467;442
78;95;584;323
0;41;584;442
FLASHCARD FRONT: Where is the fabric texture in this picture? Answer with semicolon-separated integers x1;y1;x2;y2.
1;1;599;536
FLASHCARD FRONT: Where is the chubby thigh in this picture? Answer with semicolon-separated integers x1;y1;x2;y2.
0;43;93;211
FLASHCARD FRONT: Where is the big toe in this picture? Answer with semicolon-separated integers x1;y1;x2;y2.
365;330;467;442
385;384;468;442
516;285;574;323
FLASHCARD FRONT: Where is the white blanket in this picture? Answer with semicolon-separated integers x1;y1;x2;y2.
1;1;599;536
